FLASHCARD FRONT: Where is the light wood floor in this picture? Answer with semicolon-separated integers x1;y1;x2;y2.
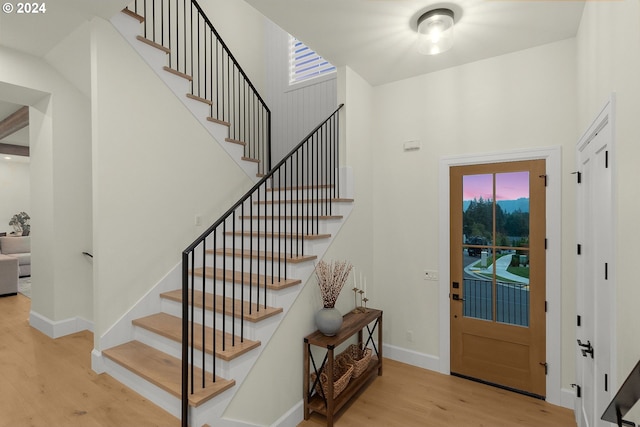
1;293;576;427
298;360;577;427
0;293;179;427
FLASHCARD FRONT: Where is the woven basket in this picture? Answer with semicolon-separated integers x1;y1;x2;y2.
339;344;373;378
311;356;354;398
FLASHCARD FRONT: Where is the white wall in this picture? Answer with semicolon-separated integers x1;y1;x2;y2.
223;66;374;426
0;158;30;235
198;0;267;95
264;19;338;163
0;46;93;327
369;38;578;393
90;17;253;346
576;0;640;403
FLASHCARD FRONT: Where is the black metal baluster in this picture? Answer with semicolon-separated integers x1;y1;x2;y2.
201;239;206;388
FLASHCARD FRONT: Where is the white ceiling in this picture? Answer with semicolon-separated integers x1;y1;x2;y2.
0;0;586;128
245;0;586;86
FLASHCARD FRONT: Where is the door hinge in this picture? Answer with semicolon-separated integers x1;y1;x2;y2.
605;262;608;280
571;383;582;398
577;315;581;327
572;171;582;183
539;174;548;187
577;244;582;255
544;238;548;250
539;362;548;375
605;373;608;392
605;150;609;168
545;301;548;313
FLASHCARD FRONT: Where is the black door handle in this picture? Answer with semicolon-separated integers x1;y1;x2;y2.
577;339;594;358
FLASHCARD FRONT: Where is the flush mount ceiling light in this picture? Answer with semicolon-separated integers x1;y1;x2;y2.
417;8;454;55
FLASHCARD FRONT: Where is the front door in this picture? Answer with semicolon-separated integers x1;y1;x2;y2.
450;160;546;397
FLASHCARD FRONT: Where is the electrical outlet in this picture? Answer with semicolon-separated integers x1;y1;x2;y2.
194;215;202;226
424;270;438;281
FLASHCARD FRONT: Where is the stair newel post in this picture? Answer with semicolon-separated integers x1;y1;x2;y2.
238;202;242;342
212;228;216;379
264;181;268;311
222;220;226;352
278;168;282;283
181;250;190;427
201;238;206;387
249;194;253;316
231;214;236;346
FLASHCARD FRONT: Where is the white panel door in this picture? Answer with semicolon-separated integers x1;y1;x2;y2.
576;99;614;427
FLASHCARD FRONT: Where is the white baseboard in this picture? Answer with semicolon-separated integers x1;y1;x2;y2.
29;310;93;339
560;387;576;410
382;343;440;372
270;400;303;427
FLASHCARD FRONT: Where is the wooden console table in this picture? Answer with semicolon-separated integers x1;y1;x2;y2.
303;308;383;426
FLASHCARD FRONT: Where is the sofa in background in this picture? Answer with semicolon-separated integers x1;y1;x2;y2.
0;254;18;296
0;236;30;278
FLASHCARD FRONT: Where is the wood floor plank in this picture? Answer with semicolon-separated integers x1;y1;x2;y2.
298;358;576;427
0;294;180;426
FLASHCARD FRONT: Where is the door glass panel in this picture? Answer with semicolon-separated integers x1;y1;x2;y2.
462;174;494;247
461;171;531;326
496;249;530;327
462;173;494;321
496;171;530;247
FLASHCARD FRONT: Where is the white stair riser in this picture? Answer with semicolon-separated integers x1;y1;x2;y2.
160;297;278;341
188;278;298;307
102;355;183;419
133;325;248;380
209;253;322;278
218;236;326;256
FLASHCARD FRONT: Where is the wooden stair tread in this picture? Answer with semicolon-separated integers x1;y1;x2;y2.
223;230;331;240
267;184;334;191
103;340;234;407
186;93;213;106
163;66;192;81
122;8;144;23
241;156;260;163
239;215;343;220
135;36;170;54
161;289;283;323
192;267;301;290
207;116;231;127
209;248;316;263
133;313;260;361
255;197;354;205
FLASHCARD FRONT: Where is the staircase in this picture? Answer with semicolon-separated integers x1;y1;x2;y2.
101;3;352;427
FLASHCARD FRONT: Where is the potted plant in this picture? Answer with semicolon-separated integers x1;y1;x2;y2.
9;211;30;236
314;260;352;336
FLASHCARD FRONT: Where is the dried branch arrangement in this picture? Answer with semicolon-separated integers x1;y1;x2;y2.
315;260;353;308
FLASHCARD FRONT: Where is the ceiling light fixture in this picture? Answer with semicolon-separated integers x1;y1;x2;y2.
417;8;454;55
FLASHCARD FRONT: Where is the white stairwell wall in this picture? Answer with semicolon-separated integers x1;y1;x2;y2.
90;14;253;355
93;9;356;426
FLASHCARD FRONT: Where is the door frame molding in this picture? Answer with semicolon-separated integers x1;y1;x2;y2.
438;146;563;406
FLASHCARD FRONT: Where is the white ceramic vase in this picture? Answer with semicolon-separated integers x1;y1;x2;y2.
315;307;343;336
